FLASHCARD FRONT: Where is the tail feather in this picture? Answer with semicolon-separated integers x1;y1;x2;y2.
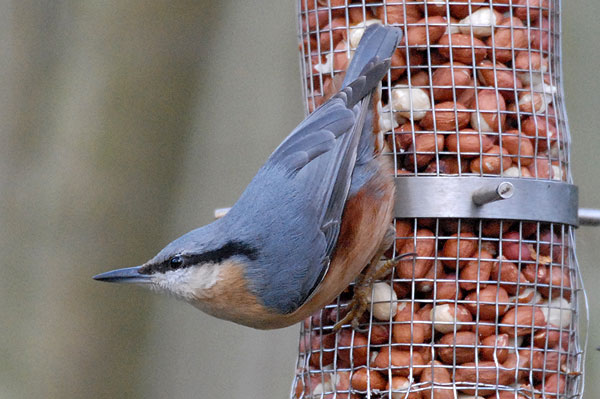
338;24;402;169
335;24;402;109
342;24;402;88
340;57;390;109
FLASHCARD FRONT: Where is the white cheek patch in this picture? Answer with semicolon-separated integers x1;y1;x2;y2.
187;264;223;296
151;264;223;301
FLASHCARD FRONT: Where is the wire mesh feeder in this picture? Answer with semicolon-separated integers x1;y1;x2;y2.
292;1;587;399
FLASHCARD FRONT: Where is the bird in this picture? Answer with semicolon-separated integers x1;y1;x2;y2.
94;24;403;330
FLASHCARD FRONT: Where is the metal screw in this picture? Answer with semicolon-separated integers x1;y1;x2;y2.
472;182;515;206
578;208;600;226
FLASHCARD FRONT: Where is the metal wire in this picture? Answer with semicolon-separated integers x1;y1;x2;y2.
293;1;584;398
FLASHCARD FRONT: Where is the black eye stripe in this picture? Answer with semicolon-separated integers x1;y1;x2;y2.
140;241;258;275
186;241;258;266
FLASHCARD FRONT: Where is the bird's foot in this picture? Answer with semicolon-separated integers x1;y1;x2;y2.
332;252;417;331
333;278;371;331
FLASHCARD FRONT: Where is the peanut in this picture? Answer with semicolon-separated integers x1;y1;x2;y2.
531;346;566;381
420;361;454;399
393;302;427;344
337;330;369;366
459;249;494;291
446;129;494;158
487;17;528;63
477;60;523;101
455;360;514;391
387;376;423;399
480;333;510;363
373;346;426;377
369;324;390;345
514;0;549;22
464;285;510;320
420;1;481;19
441;231;478;268
431;303;473;333
428;273;463;301
437;331;479;364
536;373;566;398
470;145;512;174
500;305;546;336
404;133;445;169
491;258;529;295
421;101;470;131
501;131;535;166
500;231;533;262
539;266;572;300
350;368;387;391
438;33;487;64
470;89;507;132
376;3;422;25
396;229;436;279
404;16;447;47
432;62;472;102
306;333;336;367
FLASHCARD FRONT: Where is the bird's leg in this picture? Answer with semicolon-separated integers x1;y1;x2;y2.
332;252;416;331
360;224;397;281
334;226;416;331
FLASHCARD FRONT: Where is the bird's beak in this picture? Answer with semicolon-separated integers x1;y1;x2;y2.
93;266;152;284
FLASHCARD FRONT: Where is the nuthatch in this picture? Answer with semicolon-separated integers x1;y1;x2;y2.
94;24;402;330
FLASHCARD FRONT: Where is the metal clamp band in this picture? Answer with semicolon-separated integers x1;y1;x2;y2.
394;177;580;226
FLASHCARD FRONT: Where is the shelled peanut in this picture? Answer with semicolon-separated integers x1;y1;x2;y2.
294;219;577;399
300;0;566;180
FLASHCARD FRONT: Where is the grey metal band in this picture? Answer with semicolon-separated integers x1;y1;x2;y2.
394;177;580;226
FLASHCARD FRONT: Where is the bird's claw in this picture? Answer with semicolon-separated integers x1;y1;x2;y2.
372;252;418;280
333;281;370;331
332;252;417;331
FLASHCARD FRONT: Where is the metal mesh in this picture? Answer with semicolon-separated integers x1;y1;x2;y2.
293;1;585;399
298;0;568;180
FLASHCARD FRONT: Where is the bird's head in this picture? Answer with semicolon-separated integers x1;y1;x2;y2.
93;223;260;306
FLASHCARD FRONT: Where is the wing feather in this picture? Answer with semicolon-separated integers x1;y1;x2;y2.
267;99;355;173
262;30;399;263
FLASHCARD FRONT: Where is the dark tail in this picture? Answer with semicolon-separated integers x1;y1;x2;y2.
337;25;402;168
342;24;402;93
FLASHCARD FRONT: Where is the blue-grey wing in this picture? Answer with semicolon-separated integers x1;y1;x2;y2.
264;58;393;257
228;25;401;314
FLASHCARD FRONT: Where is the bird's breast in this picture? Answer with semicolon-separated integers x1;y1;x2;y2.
189;259;283;328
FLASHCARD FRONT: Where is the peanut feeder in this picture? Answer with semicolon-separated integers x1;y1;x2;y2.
293;1;587;399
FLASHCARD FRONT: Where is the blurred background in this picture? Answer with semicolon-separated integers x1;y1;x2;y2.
0;1;597;398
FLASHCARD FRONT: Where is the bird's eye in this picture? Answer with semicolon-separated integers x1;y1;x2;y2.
169;255;184;269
